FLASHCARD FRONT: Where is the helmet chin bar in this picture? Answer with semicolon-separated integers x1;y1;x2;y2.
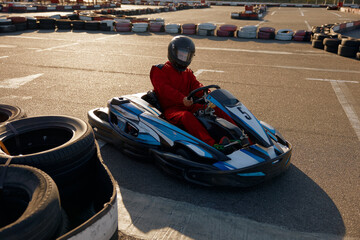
171;61;188;72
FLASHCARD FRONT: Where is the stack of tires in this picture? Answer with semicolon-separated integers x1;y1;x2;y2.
115;20;131;32
293;30;311;42
323;37;342;53
149;22;164;32
182;23;197;35
38;18;56;30
275;29;294;41
257;27;276;40
237;25;257;39
26;17;37;29
0;18;15;33
0;108;118;239
217;24;237;37
100;20;115;31
56;19;72;30
197;22;216;36
165;23;181;34
338;39;360;59
7;17;27;31
72;20;85;30
84;21;100;31
132;22;148;33
311;33;330;49
149;18;164;32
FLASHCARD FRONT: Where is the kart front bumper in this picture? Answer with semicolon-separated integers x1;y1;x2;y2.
151;143;292;188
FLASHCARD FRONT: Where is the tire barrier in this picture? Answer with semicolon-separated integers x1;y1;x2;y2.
100;20;115;31
0;115;118;239
165;23;180;34
237;25;257;39
0;104;26;125
115;20;131;32
293;30;312;42
338;39;360;58
0;13;358;49
0;164;63;240
309;20;360;59
149;22;164;32
217;24;237;37
257;27;275;40
132;22;148;32
197;22;216;36
182;23;197;35
56;19;72;30
0;116;96;203
275;29;294;41
84;20;100;31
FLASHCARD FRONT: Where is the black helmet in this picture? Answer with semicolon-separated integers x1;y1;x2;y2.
168;36;195;72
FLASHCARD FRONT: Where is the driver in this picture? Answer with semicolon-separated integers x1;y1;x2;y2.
150;36;235;150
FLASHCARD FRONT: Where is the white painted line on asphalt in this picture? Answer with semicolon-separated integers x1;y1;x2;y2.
331;81;360;141
271;11;276;16
306;78;359;84
304;20;311;31
94;35;118;41
6;36;71;41
0;56;9;59
299;8;304;16
0;45;15;48
194;69;224;77
329;12;342;17
273;65;360;74
198;46;293;55
36;42;80;52
0;95;32;100
255;20;265;27
0;73;43;89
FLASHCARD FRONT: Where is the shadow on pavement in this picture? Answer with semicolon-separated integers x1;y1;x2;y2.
101;144;345;238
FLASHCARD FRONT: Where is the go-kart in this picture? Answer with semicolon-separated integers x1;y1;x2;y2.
88;85;292;187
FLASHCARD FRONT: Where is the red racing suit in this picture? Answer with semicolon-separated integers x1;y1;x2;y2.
150;61;234;146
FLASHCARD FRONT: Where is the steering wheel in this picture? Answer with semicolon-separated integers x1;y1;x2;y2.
187;85;221;104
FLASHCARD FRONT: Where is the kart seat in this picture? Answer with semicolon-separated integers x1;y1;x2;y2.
141;90;163;112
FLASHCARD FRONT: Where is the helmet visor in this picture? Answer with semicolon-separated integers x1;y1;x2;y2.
177;48;194;63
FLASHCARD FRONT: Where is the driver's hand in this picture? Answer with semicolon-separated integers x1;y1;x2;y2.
183;97;193;107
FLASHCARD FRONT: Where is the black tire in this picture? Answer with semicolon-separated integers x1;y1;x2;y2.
39;18;55;30
14;22;27;31
324;45;338;53
0;164;62;240
26;18;38;29
56;20;72;30
341;39;360;48
0;104;26;124
314;33;328;41
72;20;85;30
0;25;16;33
0;116;96;201
312;39;324;49
323;38;341;47
338;45;357;58
84;21;100;31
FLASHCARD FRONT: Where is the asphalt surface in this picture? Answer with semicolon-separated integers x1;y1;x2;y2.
1;5;359;239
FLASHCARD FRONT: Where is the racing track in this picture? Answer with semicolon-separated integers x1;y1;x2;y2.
0;5;359;239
